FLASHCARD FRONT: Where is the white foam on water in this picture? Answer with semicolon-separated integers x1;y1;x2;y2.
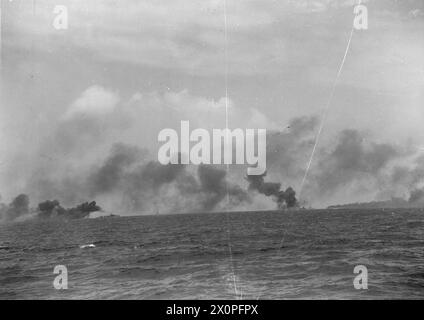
80;244;96;249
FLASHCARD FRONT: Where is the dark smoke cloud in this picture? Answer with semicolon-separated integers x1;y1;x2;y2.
389;155;424;189
6;110;422;212
267;116;318;181
113;162;249;213
264;116;418;207
246;172;298;209
122;161;187;211
284;187;297;208
197;165;250;211
408;189;424;204
329;130;398;173
88;143;146;195
382;155;424;206
37;199;101;219
84;144;251;213
0;194;29;221
0;195;102;222
309;129;400;197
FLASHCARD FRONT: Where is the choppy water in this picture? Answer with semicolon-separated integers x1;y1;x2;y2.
1;209;424;299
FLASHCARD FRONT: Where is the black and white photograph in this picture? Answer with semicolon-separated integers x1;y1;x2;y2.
1;0;424;305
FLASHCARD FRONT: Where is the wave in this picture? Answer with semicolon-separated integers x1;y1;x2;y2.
80;244;96;249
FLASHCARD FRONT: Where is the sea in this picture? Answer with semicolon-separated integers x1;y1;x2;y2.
1;209;424;299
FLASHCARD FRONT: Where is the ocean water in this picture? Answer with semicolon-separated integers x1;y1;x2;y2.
1;209;424;299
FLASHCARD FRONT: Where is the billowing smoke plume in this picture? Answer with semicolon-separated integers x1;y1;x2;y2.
197;165;250;211
0;195;101;222
0;194;29;222
408;189;424;204
264;115;422;207
3;138;298;219
4;102;423;213
37;199;101;219
312;129;399;194
87;145;251;213
246;172;298;209
88;143;143;195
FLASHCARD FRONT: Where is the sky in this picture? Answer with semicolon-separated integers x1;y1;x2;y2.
1;0;424;211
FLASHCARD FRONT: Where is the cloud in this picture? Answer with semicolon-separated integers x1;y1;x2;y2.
129;89;277;130
63;85;119;119
10;0;421;77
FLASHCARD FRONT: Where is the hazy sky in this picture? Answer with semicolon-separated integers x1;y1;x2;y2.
1;0;424;208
